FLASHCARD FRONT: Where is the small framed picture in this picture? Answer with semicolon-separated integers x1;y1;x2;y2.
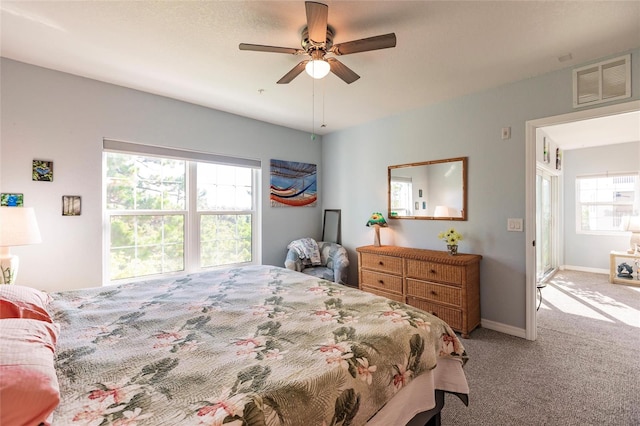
33;160;54;182
0;193;23;207
418;189;423;197
62;195;81;216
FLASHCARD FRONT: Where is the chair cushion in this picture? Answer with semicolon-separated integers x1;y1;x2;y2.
302;266;334;282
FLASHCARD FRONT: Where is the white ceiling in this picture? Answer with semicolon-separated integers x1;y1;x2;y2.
542;110;640;151
1;1;640;136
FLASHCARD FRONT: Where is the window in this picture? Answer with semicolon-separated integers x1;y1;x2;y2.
390;177;413;216
576;173;638;233
103;141;260;283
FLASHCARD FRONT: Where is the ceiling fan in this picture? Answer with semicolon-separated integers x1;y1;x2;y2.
239;1;396;84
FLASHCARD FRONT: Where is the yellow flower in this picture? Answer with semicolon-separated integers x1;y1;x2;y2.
439;228;462;244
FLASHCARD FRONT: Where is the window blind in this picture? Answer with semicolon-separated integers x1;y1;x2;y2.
103;139;261;169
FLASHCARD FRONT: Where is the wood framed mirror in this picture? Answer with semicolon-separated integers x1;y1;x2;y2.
388;157;467;220
322;209;341;244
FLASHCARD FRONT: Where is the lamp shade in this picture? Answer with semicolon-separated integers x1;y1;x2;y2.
366;212;388;227
623;215;640;232
305;59;330;79
622;215;640;253
0;207;42;247
433;206;450;217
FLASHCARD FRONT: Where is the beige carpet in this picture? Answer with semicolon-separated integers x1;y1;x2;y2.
440;270;640;425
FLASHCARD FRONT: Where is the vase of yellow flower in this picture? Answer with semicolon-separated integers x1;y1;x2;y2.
438;228;463;255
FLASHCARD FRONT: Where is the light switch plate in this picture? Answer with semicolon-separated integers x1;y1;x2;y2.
507;218;523;232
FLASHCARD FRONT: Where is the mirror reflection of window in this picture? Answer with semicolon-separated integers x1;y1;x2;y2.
390;177;412;216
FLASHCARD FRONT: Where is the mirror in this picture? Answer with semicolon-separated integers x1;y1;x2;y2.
388;157;467;220
322;209;341;244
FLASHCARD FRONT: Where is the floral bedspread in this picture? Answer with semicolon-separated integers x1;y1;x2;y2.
49;265;467;426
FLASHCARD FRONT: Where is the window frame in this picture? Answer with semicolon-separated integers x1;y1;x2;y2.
390;176;413;216
575;171;638;236
102;140;261;285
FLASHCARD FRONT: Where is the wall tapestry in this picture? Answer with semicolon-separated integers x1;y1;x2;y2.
270;159;317;207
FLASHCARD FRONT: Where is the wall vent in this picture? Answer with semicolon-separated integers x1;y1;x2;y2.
573;54;631;108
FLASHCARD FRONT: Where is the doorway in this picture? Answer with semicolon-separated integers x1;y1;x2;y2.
524;100;640;341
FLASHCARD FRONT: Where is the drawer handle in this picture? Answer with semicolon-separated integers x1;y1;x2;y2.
430;311;438;317
430;290;437;296
378;261;384;266
378;279;384;285
430;269;436;274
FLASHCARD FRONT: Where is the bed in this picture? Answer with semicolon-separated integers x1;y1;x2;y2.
40;265;468;425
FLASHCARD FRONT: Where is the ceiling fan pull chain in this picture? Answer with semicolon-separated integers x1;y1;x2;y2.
311;76;316;140
321;77;326;128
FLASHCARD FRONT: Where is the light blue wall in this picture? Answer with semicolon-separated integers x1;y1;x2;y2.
2;47;639;330
0;58;323;291
563;142;640;269
322;48;640;330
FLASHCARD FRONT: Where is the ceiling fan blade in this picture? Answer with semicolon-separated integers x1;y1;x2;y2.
277;61;309;84
331;33;397;56
239;43;302;55
327;58;360;84
306;1;328;44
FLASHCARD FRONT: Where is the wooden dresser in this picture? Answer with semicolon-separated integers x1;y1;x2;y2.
356;245;482;338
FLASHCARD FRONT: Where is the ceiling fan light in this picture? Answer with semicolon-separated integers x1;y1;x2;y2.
305;59;330;79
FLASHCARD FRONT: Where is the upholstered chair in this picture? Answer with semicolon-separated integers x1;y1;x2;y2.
285;241;350;284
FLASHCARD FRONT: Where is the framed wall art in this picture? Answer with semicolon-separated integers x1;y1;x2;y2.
33;160;54;182
0;193;24;207
269;159;317;207
543;138;550;164
62;195;81;216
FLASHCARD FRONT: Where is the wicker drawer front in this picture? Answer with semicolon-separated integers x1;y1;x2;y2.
361;271;403;294
407;298;463;330
361;253;403;275
406;259;462;286
406;279;461;307
362;286;405;303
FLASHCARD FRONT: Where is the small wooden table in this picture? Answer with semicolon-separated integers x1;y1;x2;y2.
609;250;640;286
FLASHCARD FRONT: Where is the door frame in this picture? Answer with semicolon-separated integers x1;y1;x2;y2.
524;100;640;341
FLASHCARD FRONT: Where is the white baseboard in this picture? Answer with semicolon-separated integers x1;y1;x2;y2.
480;318;527;339
561;265;608;275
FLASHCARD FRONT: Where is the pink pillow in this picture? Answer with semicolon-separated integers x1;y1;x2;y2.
0;285;52;309
0;319;60;426
0;298;53;322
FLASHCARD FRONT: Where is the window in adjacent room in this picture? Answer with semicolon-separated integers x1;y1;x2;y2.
103;140;261;284
576;172;638;233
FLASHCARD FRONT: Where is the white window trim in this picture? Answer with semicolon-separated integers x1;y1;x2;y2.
102;139;261;285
